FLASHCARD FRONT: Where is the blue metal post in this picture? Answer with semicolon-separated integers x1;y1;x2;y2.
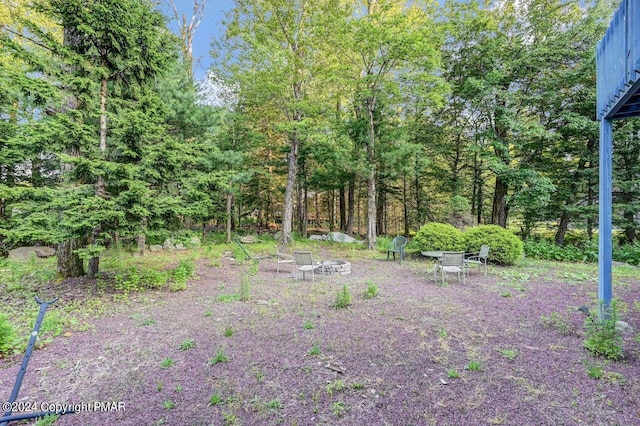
598;118;613;309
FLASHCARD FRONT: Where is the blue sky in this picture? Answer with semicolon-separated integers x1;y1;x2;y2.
162;0;234;80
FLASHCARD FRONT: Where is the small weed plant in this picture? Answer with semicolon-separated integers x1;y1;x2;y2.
447;368;460;378
267;399;282;410
208;393;223;406
362;283;378;300
541;310;574;335
308;345;321;356
209;349;229;365
224;326;234;337
584;360;604;379
466;360;483;371
326;379;346;395
162;400;175;410
179;339;195;351
583;301;624;360
160;358;174;368
170;260;195;291
497;347;517;361
333;285;351;309
330;401;349;417
303;320;315;330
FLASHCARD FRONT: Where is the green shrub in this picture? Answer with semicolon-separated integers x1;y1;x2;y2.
333;285;351;309
0;314;17;356
524;239;598;263
464;225;523;265
583;301;624;360
613;242;640;266
413;223;465;251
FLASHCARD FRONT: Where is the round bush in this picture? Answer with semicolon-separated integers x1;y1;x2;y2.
413;222;465;251
464;225;524;265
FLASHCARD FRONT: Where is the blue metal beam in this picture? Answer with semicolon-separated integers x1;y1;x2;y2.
598;119;613;309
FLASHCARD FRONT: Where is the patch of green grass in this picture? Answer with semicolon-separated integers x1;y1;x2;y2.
267;399;282;410
157;381;164;391
303;320;315;330
497;347;517;361
221;410;239;425
584;360;604;379
447;368;460;378
174;384;182;393
330;400;349;417
500;291;512;297
438;329;448;338
162;400;176;409
34;414;59;426
351;382;365;390
224;326;234;337
179;338;195;351
204;309;213;317
209;349;229;365
540;310;574;335
160;358;174;368
216;294;240;303
466;360;483;371
308;345;321;356
326;379;346;395
208;392;223;406
140;318;156;326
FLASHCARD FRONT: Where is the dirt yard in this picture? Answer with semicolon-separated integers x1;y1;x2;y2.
1;250;639;426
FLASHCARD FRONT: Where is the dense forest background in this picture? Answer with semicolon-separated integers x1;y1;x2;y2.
1;0;637;277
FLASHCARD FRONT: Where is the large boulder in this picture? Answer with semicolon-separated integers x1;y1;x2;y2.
326;232;358;243
239;235;261;244
8;246;56;261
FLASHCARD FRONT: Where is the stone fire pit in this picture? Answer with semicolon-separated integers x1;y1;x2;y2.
315;260;351;275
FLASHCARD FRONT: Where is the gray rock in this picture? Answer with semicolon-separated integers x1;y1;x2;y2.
615;321;634;333
189;236;201;248
8;246;56;261
239;235;261;244
163;238;176;250
34;247;56;258
175;243;186;250
326;232;358;243
148;245;163;252
309;235;324;241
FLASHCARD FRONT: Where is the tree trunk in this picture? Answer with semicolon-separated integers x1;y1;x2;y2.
365;97;377;250
339;186;346;232
226;192;233;243
137;217;147;256
555;211;570;246
492;177;509;227
346;179;355;235
624;210;636;244
57;239;84;278
302;184;308;238
403;175;409;237
281;118;300;246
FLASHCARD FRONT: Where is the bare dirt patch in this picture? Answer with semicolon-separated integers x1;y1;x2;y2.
1;253;640;425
